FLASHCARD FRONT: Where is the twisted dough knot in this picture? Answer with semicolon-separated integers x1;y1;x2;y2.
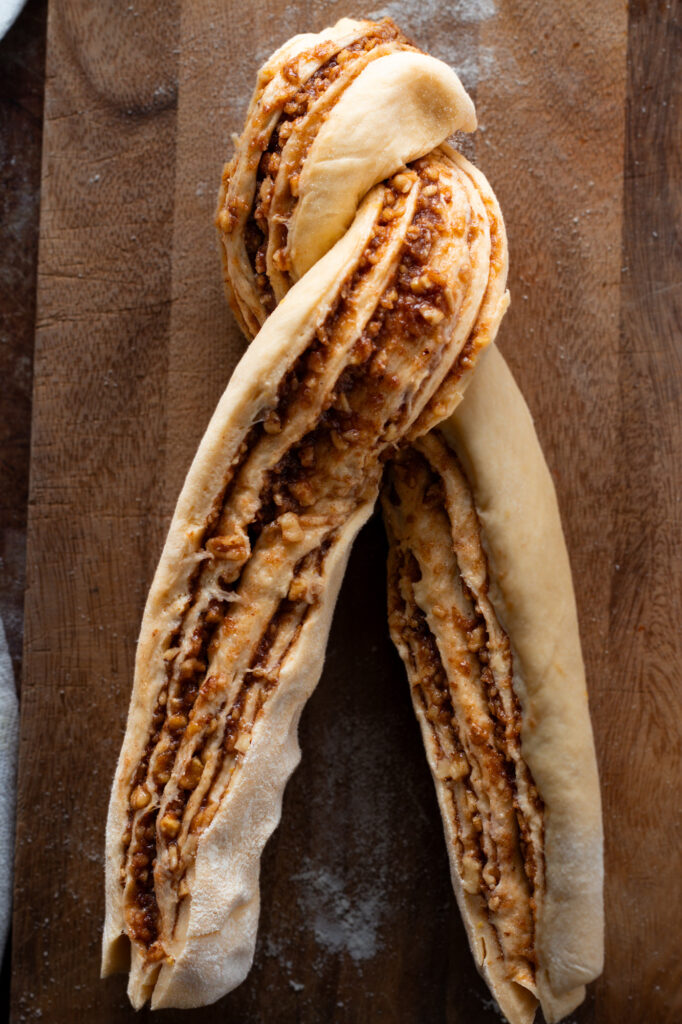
104;17;601;1023
217;15;509;439
104;15;511;1012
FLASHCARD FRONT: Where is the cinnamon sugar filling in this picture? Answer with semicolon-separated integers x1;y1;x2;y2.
243;19;411;308
121;171;480;960
383;443;544;992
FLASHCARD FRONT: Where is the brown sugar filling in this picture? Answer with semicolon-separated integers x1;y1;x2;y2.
122;169;484;959
382;443;544;992
126;545;328;952
244;20;411;307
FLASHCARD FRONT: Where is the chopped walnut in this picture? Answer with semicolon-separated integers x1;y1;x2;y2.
234;734;250;754
179;757;204;791
179;658;206;680
279;511;304;543
289;480;315;506
330;430;348;451
206;534;249;561
272;247;288;271
335;391;351;414
467;626;485;652
130;786;150;810
461;853;481;894
288;575;322;604
167;713;188;733
410;273;433;295
263;410;282;434
159;814;181;839
390;172;412;193
420;306;445;326
192;807;213;833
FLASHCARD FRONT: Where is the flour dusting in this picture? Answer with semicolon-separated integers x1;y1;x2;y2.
371;0;497;89
375;0;495;28
293;861;383;962
285;690;397;965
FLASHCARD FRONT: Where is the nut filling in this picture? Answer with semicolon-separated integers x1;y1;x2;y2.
244;20;413;312
382;434;545;996
118;160;496;977
217;17;424;335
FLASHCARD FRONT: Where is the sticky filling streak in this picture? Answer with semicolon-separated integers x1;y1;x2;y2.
383;439;544;995
120;167;488;964
245;20;412;308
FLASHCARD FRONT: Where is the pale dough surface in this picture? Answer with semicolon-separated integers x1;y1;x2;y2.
150;500;373;1007
103;193;382;1005
443;345;604;1020
105;17;602;1018
289;50;476;278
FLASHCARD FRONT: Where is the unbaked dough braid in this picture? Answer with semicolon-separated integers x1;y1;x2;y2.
216;15;602;1024
384;348;604;1024
103;16;602;1019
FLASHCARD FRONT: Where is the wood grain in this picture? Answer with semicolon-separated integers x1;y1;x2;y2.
0;4;48;1015
0;0;48;686
10;1;681;1022
607;1;682;1019
11;1;179;1020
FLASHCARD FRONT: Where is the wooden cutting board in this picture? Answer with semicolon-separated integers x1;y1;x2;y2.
11;1;681;1021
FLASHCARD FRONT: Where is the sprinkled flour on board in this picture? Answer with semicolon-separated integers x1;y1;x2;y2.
371;0;497;89
293;860;384;962
237;517;458;1020
375;0;496;28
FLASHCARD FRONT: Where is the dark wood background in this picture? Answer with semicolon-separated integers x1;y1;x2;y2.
3;1;680;1021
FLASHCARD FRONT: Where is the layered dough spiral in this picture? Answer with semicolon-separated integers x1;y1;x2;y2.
103;17;509;1010
385;348;603;1024
103;16;602;1019
383;429;542;1021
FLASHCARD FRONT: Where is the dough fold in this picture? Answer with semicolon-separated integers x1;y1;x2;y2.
383;347;603;1024
104;16;602;1020
104;18;505;1008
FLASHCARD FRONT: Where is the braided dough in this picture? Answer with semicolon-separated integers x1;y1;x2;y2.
103;16;602;1020
383;346;603;1024
216;18;603;1020
103;18;507;1010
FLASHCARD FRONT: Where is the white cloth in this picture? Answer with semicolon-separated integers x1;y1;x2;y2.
0;0;26;41
0;617;18;956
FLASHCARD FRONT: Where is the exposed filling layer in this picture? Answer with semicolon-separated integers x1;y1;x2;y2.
120;163;487;973
248;20;413;305
217;18;417;330
382;435;544;996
